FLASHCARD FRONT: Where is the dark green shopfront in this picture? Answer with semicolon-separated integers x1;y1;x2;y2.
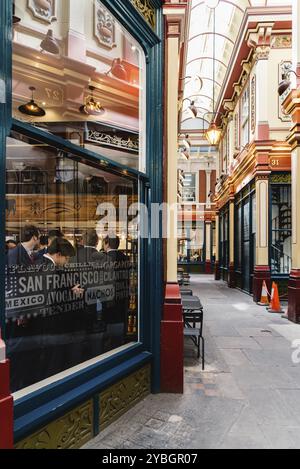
0;0;164;448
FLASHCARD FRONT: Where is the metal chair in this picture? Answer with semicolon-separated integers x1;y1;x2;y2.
184;310;205;370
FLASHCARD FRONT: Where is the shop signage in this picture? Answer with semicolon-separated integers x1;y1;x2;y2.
6;259;131;322
269;156;291;171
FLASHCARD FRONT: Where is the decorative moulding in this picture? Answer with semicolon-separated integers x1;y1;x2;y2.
130;0;156;30
279;61;292;123
27;0;57;24
251;75;256;134
271;35;292;49
94;0;116;49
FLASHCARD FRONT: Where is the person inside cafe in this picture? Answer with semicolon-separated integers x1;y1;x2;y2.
7;225;40;267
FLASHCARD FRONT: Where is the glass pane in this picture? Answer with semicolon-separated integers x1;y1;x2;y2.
6;131;139;393
182;173;196;203
271;185;292;274
235;204;242;269
13;0;146;172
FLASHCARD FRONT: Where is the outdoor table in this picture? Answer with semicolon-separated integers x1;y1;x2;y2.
182;296;203;312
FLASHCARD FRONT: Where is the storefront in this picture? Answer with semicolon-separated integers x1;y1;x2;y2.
234;183;256;294
270;173;292;295
177;219;216;274
1;0;163;448
219;204;229;282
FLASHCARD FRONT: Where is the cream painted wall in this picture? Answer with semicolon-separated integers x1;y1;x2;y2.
265;48;292;131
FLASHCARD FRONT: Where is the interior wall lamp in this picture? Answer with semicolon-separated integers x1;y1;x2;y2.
13;1;21;24
107;58;128;82
40;30;60;55
278;69;300;97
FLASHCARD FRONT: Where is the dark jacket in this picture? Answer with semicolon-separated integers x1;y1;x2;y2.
7;244;33;268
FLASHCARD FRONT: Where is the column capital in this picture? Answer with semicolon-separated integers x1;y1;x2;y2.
255;152;271;177
228;183;235;201
247;23;274;62
163;2;187;41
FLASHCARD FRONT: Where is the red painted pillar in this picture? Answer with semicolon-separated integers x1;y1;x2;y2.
0;359;14;449
160;283;184;394
0;331;13;449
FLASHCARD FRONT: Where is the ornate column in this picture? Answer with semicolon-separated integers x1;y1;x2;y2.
252;154;271;303
205;219;212;274
161;2;186;394
228;185;235;288
248;24;273;141
215;208;221;280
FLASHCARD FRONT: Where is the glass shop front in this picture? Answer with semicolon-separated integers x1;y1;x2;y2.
6;0;148;395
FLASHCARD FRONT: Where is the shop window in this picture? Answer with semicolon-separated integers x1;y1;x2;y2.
271;185;292;275
5;131;140;393
235;203;242;270
240;86;249;148
178;221;204;264
182;173;197;203
12;0;146;172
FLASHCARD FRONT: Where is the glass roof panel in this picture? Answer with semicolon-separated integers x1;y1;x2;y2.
181;0;291;129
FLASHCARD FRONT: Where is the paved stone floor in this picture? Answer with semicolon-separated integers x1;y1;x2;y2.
85;275;300;449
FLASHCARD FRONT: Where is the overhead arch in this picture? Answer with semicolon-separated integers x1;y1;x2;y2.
186;56;228;69
189;31;235;45
191;0;247;14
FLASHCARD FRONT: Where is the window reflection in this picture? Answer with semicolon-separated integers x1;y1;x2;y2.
5;132;139;393
13;0;146;172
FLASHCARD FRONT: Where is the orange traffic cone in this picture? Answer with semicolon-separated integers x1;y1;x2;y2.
268;282;284;314
258;280;269;306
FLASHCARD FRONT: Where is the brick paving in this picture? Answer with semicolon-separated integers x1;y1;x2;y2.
84;275;300;449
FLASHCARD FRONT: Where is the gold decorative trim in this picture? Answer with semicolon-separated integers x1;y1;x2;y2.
271;173;292;184
15;400;93;449
99;365;151;430
130;0;156;29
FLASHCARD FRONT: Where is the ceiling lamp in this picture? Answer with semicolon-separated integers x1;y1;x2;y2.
18;87;46;117
205;3;222;147
79;85;105;116
13;1;21;24
40;30;60;55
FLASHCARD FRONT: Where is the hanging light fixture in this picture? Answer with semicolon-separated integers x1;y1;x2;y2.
40;30;60;55
205;4;222;146
13;1;21;24
18;87;46;117
79;85;105;116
